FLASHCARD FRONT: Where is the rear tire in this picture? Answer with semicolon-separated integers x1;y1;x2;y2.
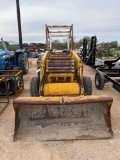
95;71;105;90
18;52;29;74
30;77;39;97
83;76;92;95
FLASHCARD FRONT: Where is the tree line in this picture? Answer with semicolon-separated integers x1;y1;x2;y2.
0;37;119;50
52;36;119;50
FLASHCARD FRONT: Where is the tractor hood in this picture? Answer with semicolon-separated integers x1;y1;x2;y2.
0;49;10;58
0;49;6;56
15;49;25;53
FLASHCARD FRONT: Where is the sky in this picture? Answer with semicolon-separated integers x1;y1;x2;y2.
0;0;120;44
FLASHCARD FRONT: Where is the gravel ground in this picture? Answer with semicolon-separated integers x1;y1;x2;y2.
0;58;120;160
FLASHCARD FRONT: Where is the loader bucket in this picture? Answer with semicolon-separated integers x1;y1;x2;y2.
13;95;113;141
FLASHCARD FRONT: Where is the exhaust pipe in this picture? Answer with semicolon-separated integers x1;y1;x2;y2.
16;0;23;49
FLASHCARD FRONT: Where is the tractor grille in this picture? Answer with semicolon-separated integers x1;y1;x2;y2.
46;52;75;73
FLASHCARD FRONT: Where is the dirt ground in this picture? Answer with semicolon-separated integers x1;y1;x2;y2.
0;58;120;160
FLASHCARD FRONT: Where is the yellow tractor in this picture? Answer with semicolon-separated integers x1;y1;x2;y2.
13;25;113;141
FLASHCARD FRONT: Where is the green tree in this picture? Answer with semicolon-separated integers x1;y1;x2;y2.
110;41;118;48
52;40;62;49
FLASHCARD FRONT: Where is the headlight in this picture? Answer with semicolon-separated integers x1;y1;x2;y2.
3;55;7;58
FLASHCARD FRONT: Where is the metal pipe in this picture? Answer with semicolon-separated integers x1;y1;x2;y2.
71;24;73;49
67;36;70;49
50;35;69;37
47;25;71;28
50;36;52;49
16;0;22;49
45;24;49;48
49;31;70;33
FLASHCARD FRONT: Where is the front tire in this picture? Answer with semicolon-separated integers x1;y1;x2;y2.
30;77;39;97
18;52;29;74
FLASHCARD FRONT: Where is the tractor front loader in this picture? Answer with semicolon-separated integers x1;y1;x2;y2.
13;49;113;141
13;25;113;141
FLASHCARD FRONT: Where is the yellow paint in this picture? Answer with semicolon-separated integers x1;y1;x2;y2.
71;50;83;77
40;51;49;75
39;51;49;93
43;83;80;96
38;50;84;96
54;50;63;52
